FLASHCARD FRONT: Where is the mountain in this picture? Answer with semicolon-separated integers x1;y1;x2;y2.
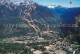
0;1;80;40
0;1;61;38
50;5;80;38
53;5;80;24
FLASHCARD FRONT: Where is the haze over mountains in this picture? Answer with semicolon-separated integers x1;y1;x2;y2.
53;5;80;24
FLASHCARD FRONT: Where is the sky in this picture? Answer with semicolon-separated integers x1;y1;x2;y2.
13;0;80;7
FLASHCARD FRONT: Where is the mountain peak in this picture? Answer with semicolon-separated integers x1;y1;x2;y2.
0;1;37;6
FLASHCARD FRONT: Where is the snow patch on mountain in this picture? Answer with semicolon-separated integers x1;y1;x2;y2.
47;5;57;8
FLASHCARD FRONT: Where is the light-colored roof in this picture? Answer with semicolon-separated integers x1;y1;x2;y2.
54;50;67;54
33;50;42;54
39;37;44;39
